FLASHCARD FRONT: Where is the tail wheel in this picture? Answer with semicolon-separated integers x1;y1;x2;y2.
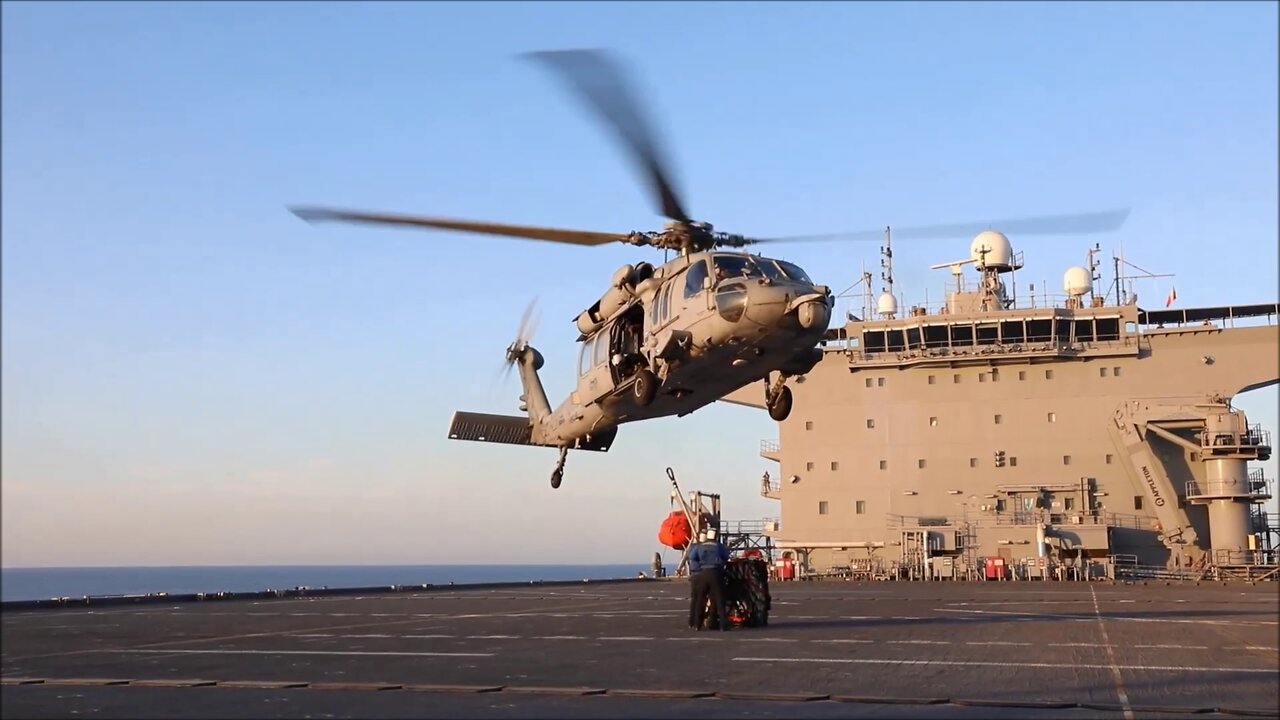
768;385;792;421
550;469;563;489
633;368;658;406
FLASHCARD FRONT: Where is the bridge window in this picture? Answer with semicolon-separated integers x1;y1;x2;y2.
906;326;922;348
923;325;948;348
1001;320;1026;344
1074;318;1095;344
953;324;974;345
684;259;708;298
1027;319;1052;343
1096;318;1121;341
977;323;999;346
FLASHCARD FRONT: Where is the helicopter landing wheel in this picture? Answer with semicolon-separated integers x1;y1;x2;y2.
633;368;658;407
550;447;568;489
767;386;793;422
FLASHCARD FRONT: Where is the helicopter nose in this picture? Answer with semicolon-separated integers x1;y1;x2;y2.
790;289;832;331
739;283;796;327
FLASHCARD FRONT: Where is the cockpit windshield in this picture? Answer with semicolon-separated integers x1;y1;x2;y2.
775;260;812;284
711;254;811;284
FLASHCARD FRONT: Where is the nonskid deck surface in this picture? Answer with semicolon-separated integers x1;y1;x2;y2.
2;581;1277;719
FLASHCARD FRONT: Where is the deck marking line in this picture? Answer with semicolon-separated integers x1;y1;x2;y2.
968;641;1030;646
1091;584;1133;720
731;657;1274;674
113;649;493;658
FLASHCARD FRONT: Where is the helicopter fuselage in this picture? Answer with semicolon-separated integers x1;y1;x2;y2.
530;250;832;446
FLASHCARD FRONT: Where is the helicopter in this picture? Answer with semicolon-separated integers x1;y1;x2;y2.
291;49;1129;489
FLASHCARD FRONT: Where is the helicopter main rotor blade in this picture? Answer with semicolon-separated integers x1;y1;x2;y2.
291;206;632;247
750;208;1131;245
524;49;690;224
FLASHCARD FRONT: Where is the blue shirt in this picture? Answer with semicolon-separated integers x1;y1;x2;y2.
688;540;730;572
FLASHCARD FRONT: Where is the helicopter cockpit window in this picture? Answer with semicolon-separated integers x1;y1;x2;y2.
712;255;757;282
684;260;708;298
775;260;812;284
754;258;786;281
578;340;592;376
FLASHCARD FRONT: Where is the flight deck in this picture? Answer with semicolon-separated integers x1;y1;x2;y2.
2;580;1277;718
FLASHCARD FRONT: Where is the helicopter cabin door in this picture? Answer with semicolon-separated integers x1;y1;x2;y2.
576;329;616;403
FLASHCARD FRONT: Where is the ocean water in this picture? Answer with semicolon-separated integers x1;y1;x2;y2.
0;564;653;602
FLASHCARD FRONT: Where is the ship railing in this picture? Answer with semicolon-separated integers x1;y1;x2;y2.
1253;511;1279;535
1213;549;1278;567
1187;473;1273;500
844;292;1113;319
722;519;770;536
1199;426;1272;452
966;512;1150;530
1115;564;1207;581
760;439;779;454
885;513;954;528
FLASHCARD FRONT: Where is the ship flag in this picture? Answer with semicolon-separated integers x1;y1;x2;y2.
1166;286;1177;307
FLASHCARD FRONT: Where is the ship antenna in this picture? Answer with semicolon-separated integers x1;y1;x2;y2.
880;225;894;302
1088;242;1102;306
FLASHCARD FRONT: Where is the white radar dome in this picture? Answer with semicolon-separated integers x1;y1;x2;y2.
876;291;899;317
970;230;1013;270
1063;266;1092;297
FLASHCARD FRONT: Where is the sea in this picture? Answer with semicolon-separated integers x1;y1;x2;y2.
0;564;653;603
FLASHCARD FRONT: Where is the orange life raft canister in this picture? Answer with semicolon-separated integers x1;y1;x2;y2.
658;511;693;550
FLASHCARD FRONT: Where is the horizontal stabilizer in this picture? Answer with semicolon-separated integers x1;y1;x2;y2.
448;411;537;446
447;411;617;452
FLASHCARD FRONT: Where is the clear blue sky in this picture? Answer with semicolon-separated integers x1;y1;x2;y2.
3;1;1276;567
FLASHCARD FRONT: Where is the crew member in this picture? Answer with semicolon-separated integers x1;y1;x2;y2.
687;528;730;631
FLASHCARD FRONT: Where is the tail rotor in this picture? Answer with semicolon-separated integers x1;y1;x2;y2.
501;297;541;383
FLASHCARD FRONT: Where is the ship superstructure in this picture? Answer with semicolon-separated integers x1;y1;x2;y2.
730;230;1279;581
